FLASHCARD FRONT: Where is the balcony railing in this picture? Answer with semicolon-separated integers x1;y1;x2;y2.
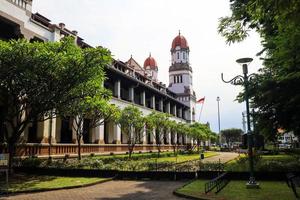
7;0;30;10
0;143;185;157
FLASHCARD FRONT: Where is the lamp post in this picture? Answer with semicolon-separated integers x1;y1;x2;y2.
221;57;259;188
216;97;221;145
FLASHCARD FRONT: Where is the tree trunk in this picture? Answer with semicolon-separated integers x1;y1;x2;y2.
77;136;82;160
128;144;134;159
197;139;200;153
8;141;15;174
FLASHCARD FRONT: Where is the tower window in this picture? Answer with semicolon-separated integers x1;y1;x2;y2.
183;52;186;59
177;52;179;59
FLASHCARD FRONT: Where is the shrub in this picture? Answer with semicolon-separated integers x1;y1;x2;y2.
21;157;42;167
63;154;70;162
200;162;224;171
90;159;104;169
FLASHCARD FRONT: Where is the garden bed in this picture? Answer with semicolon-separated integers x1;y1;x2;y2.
17;151;218;171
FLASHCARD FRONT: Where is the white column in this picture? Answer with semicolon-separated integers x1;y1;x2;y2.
129;87;134;102
186;135;191;144
114;80;121;98
150;129;156;144
151;95;155;110
174;131;177;144
159;99;163;111
113;123;121;144
142;126;147;144
94;123;105;144
178;107;183;118
49;116;57;143
141;91;146;106
167;130;171;144
166;102;170;114
173;104;177;116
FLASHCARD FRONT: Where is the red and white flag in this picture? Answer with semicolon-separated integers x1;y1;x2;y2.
197;97;205;104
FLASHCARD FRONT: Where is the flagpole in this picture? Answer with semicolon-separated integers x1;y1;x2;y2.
198;102;204;122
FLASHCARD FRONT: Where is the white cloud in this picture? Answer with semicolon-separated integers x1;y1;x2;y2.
32;0;263;133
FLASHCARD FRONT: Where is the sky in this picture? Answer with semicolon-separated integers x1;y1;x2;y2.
32;0;263;133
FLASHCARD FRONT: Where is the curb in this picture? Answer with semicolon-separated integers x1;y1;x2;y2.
0;177;114;196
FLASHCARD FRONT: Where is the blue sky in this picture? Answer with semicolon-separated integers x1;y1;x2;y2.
33;0;263;133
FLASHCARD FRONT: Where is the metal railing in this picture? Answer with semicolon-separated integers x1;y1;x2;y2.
205;172;229;194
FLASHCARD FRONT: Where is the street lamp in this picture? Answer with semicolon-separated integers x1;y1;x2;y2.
216;97;221;145
221;57;259;188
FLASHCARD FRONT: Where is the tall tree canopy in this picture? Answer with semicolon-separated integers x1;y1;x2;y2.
118;105;145;158
221;128;243;147
145;111;170;157
218;0;300;138
60;89;120;160
0;37;112;168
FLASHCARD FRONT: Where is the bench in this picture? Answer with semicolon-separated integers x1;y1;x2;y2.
286;173;300;198
205;172;230;194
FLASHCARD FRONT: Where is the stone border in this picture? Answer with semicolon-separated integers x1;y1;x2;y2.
0;177;114;195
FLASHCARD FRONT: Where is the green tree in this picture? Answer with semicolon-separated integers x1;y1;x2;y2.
218;0;300;139
220;128;242;148
167;120;179;155
59;89;120;160
118;105;145;158
176;122;190;150
0;38;111;170
145;111;170;157
190;122;207;153
209;132;219;145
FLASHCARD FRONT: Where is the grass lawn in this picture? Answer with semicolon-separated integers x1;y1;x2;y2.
0;174;109;193
176;179;297;200
154;151;219;163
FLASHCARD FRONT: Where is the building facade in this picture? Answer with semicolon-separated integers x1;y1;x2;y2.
0;0;200;157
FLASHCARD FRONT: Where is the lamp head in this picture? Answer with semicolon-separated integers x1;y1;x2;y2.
236;57;253;65
236;57;253;74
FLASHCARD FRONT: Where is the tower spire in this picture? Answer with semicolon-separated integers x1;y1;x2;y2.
179;30;181;35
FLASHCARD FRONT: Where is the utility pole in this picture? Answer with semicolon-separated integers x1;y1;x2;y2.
242;111;246;133
216;97;221;145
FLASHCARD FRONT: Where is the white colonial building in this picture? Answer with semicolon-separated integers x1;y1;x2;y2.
0;0;201;156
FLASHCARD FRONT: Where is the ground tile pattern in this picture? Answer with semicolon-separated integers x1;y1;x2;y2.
0;180;187;200
203;152;239;163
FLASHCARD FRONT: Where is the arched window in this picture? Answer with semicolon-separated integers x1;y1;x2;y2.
183;52;186;59
177;52;179;59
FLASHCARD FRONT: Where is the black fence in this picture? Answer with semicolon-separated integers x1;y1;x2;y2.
205;172;229;194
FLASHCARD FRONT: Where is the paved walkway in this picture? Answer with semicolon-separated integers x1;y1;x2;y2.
0;180;187;200
0;152;239;200
203;152;239;163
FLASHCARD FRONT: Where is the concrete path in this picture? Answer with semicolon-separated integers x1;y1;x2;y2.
203;152;239;163
0;180;187;200
0;152;239;200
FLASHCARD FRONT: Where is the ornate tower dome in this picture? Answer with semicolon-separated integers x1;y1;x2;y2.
171;32;189;51
168;31;196;122
143;54;158;71
143;54;158;80
170;31;190;66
